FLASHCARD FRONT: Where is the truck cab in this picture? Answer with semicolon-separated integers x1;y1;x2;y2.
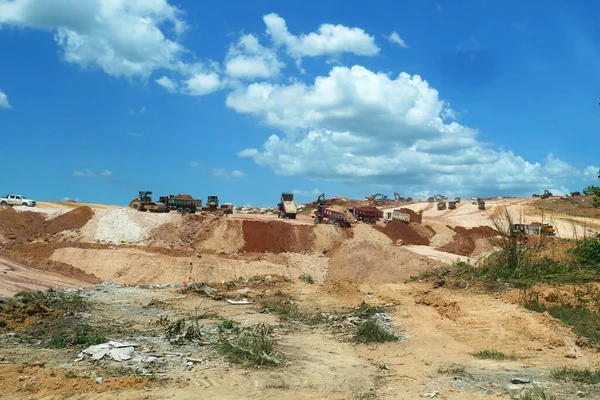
1;194;37;207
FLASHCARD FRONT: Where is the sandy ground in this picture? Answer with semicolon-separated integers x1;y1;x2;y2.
1;197;600;398
0;256;90;296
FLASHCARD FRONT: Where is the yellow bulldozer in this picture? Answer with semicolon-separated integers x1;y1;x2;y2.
129;191;168;212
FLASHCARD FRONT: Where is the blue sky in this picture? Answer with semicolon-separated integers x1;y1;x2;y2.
1;0;599;206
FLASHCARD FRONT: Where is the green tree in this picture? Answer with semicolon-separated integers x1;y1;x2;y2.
584;169;600;208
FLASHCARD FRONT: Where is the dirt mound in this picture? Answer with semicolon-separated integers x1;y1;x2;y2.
410;222;435;240
396;208;422;223
414;290;462;320
45;206;93;234
327;205;357;223
374;220;429;245
451;226;498;237
328;241;436;283
437;226;498;256
173;194;194;200
0;207;43;242
242;220;315;253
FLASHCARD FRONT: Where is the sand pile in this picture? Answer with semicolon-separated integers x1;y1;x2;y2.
327;241;436;283
45;206;93;234
374;221;429;245
313;224;353;253
196;218;244;253
396;208;422;223
242;220;315;253
327;205;357;223
173;194;194;200
437;226;499;256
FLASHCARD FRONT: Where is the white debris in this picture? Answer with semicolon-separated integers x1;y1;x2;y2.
226;298;252;305
92;209;147;243
95;377;103;385
78;341;137;362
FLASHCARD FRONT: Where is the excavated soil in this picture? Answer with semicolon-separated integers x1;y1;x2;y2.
396;207;422;223
44;206;94;234
437;225;499;256
374;220;430;245
242;220;315;253
173;194;194;200
328;241;436;283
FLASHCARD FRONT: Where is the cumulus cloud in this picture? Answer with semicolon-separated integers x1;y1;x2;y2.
155;76;178;92
72;169;112;178
0;0;221;95
0;89;11;108
292;188;321;197
183;72;221;96
263;13;379;68
210;168;246;179
228;65;591;196
225;34;284;80
584;166;599;179
386;32;408;48
127;132;142;137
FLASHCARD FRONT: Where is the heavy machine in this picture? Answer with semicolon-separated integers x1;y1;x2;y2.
383;210;411;223
448;201;457;210
221;203;233;216
278;192;298;219
366;193;388;206
129;191;168;212
454;197;461;203
511;223;556;236
478;200;486;210
313;193;351;227
158;195;202;214
437;201;446;210
540;190;553;199
394;192;408;202
349;207;383;224
203;195;219;211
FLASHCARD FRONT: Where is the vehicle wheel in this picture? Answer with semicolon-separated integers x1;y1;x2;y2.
290;214;296;219
132;202;141;211
0;201;6;206
177;207;184;214
184;208;191;214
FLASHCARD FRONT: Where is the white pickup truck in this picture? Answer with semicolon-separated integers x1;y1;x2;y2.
0;194;37;207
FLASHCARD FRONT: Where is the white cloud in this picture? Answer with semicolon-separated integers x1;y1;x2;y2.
229;65;589;196
584;166;599;179
127;132;142;137
72;169;112;178
292;188;321;197
183;72;221;96
225;34;284;80
140;106;146;114
189;161;200;168
263;13;379;68
386;32;408;48
210;168;246;179
0;89;11;108
0;0;187;78
156;76;178;92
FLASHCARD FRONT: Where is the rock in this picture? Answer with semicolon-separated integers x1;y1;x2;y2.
27;361;45;367
510;377;531;384
95;377;103;385
7;234;16;240
577;391;585;397
423;392;438;398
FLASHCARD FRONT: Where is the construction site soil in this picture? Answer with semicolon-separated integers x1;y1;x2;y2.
1;199;600;399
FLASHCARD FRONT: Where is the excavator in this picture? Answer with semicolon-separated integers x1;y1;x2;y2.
540;190;553;199
365;193;388;206
129;191;168;212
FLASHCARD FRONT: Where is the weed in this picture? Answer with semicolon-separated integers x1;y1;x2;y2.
353;302;384;318
46;335;68;349
551;366;600;384
165;308;212;343
260;299;302;321
219;323;280;366
354;320;398;344
220;319;234;330
147;298;167;308
568;234;600;268
15;290;87;313
63;371;78;379
299;273;314;284
519;386;556;400
472;349;517;360
438;364;471;378
73;325;105;345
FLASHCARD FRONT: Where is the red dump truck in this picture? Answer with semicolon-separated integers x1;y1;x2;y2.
314;205;352;227
349;207;383;224
478;200;486;210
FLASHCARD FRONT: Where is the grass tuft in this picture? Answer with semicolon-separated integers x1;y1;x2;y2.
219;323;280;366
519;386;556;400
437;364;471;378
551;366;600;384
354;320;398;344
299;273;314;284
472;349;517;361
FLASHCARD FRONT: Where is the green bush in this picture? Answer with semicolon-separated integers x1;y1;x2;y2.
354;320;398;343
568;234;600;268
